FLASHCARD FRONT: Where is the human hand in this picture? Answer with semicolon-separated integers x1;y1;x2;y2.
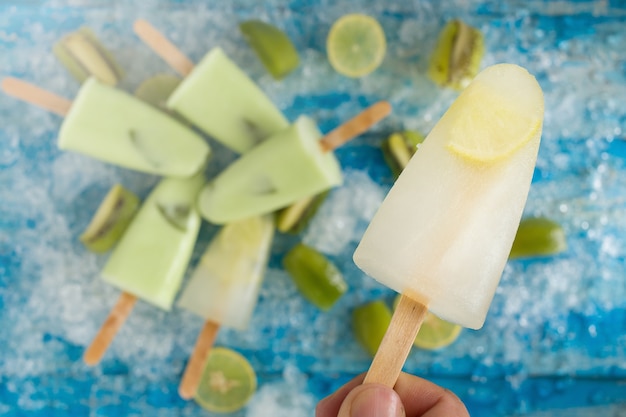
316;372;469;417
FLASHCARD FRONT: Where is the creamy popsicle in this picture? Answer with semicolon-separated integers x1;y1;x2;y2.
102;173;205;310
166;47;289;153
2;76;210;178
83;173;205;366
59;77;209;177
197;115;343;224
353;63;543;385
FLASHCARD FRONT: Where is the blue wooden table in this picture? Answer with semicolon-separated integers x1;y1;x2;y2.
1;1;626;415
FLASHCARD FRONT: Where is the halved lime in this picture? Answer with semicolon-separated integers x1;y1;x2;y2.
326;14;386;78
283;243;348;310
352;300;392;357
509;217;567;259
239;20;300;79
393;295;462;350
194;347;257;413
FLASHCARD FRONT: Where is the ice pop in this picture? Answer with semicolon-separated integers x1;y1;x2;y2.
353;63;544;386
1;77;209;178
133;20;288;154
84;173;205;365
176;214;275;398
133;20;391;227
198;115;341;224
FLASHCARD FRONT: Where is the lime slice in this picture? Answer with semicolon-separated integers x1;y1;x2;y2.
283;243;348;310
393;295;462;350
134;74;181;110
442;64;543;163
509;217;567;259
326;14;386;78
352;300;392;357
239;20;300;80
194;347;257;413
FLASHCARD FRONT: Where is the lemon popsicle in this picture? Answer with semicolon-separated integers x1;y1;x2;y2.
353;64;543;385
177;215;275;330
166;47;289;153
198;115;343;224
176;215;275;399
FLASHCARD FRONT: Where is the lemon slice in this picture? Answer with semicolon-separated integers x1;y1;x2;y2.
393;295;462;350
326;14;386;78
194;347;257;413
442;64;543;163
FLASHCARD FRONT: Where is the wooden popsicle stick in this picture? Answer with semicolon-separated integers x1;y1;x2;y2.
83;291;137;366
319;101;392;153
1;77;72;117
133;19;195;77
363;294;428;387
178;320;221;399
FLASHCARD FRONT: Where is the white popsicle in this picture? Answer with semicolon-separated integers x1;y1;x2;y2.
353;63;544;386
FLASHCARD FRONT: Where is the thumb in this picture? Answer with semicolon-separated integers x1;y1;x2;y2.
337;384;406;417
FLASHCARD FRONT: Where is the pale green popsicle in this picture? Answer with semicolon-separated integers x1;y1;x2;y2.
166;47;289;154
198;115;342;224
102;173;205;310
58;77;210;177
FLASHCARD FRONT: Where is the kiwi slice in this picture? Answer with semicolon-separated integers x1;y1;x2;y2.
283;243;347;311
428;19;484;90
509;217;567;259
53;27;123;85
239;20;300;79
134;74;182;111
352;300;392;357
80;184;140;252
156;202;191;232
381;131;425;178
276;191;329;234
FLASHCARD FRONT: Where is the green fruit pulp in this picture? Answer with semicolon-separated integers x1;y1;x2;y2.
283;243;347;310
352;300;392;357
240;20;300;80
509;217;567;259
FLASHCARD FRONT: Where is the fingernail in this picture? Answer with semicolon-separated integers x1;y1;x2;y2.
340;385;405;417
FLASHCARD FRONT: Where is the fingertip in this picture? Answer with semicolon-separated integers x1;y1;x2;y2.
337;384;405;417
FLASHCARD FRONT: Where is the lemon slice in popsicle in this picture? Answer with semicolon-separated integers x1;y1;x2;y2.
194;347;257;413
443;64;543;163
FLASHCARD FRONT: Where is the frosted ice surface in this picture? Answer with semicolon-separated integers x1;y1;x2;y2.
303;170;387;255
2;0;626;415
245;365;316;417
